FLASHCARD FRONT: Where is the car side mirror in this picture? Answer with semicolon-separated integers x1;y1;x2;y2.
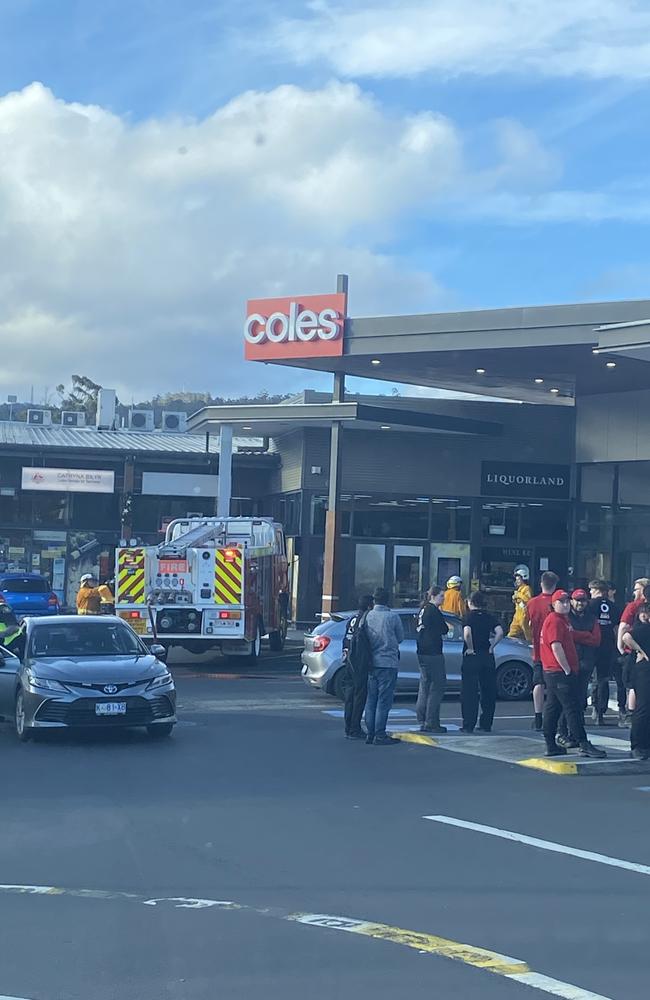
150;643;167;660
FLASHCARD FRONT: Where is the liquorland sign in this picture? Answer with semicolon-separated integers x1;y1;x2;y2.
21;467;115;494
481;461;570;500
244;292;347;361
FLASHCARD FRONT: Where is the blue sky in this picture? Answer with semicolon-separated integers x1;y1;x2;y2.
1;0;650;399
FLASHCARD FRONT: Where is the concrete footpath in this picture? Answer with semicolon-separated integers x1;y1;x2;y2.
395;729;650;775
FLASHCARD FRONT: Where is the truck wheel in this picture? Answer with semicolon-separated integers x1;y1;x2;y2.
248;621;262;663
269;615;288;652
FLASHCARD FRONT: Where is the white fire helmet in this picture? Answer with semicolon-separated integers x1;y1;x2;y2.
446;575;462;588
514;565;530;581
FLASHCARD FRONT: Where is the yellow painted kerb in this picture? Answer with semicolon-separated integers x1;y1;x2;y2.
518;757;578;775
393;732;438;747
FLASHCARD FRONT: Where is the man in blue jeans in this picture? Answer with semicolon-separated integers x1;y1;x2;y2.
364;587;404;745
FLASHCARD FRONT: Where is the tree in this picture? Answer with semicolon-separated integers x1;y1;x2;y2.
57;375;103;420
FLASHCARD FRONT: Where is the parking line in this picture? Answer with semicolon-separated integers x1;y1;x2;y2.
0;883;612;1000
424;816;650;877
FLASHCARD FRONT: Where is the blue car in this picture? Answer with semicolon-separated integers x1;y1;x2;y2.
0;574;60;619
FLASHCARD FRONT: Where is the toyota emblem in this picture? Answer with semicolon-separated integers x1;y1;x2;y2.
103;684;119;695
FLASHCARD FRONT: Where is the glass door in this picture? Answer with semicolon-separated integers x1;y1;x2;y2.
392;545;423;607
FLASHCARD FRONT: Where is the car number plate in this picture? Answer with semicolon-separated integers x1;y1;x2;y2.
96;702;127;716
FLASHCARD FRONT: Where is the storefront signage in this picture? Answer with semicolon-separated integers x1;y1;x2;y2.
142;472;219;497
244;292;347;361
481;462;570;499
21;467;115;494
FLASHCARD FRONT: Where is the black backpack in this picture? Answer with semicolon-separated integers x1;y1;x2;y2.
345;611;373;677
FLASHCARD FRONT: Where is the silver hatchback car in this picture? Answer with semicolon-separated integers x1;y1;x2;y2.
0;615;176;741
301;609;533;701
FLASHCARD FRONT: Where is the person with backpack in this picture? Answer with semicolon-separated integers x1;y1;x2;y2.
415;586;450;733
342;594;374;740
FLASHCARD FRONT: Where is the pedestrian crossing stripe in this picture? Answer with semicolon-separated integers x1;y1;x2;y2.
215;547;243;604
116;549;145;605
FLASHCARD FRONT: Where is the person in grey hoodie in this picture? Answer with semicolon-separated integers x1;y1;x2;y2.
364;587;404;745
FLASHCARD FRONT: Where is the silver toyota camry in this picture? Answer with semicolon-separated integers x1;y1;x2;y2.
0;615;176;741
301;609;533;701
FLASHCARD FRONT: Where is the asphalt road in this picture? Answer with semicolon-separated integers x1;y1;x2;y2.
0;640;648;1000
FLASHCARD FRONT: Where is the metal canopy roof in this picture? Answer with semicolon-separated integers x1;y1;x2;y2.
187;401;503;438
258;298;650;404
0;422;265;455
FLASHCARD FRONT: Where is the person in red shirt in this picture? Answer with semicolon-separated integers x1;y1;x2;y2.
541;591;606;759
526;571;559;730
617;579;650;721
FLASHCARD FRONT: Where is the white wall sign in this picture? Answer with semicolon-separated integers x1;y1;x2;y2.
142;472;219;497
21;467;115;494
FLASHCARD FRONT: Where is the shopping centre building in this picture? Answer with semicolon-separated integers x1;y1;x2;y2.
3;289;650;623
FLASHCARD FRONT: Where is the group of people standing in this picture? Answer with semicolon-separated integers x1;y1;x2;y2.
341;583;505;744
341;571;650;761
526;572;650;759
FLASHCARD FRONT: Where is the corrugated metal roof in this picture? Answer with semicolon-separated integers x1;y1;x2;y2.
0;422;264;454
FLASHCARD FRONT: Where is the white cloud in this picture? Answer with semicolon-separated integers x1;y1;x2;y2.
0;80;463;401
276;0;650;80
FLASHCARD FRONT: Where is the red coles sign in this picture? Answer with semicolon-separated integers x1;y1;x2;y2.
244;292;347;361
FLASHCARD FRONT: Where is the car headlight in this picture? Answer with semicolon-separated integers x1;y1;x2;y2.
26;673;69;693
147;671;173;690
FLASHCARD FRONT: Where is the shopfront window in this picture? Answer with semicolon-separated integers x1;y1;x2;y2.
354;499;428;539
519;503;568;541
354;543;385;599
481;503;519;539
72;492;120;530
311;496;351;536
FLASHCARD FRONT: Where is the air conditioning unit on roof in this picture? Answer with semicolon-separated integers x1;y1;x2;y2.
161;411;187;432
61;411;86;427
129;409;154;431
27;410;52;426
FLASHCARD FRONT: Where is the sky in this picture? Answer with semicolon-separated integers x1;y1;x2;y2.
2;0;650;403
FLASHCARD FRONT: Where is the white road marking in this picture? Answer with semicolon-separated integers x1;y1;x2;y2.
424;816;650;877
506;971;613;999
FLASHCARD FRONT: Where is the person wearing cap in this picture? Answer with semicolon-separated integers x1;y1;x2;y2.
617;579;650;724
556;590;600;748
588;579;622;725
526;570;559;730
76;574;102;615
441;576;466;618
540;590;606;758
507;565;532;642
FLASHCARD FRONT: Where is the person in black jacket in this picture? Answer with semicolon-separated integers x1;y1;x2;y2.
342;594;373;740
415;586;450;733
557;589;601;747
589;579;622;724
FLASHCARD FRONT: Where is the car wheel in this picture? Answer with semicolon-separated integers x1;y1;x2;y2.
15;689;32;742
247;620;262;663
332;668;347;701
496;660;532;701
147;723;174;739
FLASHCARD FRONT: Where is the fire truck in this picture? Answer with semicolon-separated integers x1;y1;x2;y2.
115;517;289;659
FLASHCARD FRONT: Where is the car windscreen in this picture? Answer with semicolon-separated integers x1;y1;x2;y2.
28;622;145;658
0;577;49;593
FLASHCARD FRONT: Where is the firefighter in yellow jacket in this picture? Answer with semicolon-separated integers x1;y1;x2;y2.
508;565;532;641
442;576;467;618
76;574;102;615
